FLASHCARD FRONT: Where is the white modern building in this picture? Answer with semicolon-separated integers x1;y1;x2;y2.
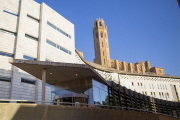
0;0;180;104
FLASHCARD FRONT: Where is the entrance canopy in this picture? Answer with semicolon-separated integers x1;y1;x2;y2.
9;58;110;86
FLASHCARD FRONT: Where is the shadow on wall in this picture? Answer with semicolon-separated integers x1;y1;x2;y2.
0;103;179;120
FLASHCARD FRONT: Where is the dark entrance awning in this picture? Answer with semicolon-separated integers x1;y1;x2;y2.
9;58;110;86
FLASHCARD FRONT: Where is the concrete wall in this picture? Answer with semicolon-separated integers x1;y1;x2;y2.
0;103;179;120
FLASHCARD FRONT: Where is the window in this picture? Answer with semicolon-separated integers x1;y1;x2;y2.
3;8;18;16
104;59;105;64
132;82;134;86
47;21;56;29
96;33;98;38
159;92;161;98
99;22;102;26
152;84;154;89
149;83;151;89
153;92;156;98
0;77;11;82
165;93;167;98
0;28;16;36
69;51;71;55
27;14;39;22
160;84;162;89
151;92;153;96
45;59;52;62
102;42;103;47
46;39;56;47
167;92;169;98
0;51;13;57
103;51;104;56
165;84;167;90
101;32;103;38
60;46;69;53
157;84;159;89
145;91;147;95
47;21;71;39
23;55;36;60
21;78;35;85
162;92;164;98
46;83;51;87
46;39;71;55
162;84;165;90
138;82;139;86
143;83;146;88
25;34;38;41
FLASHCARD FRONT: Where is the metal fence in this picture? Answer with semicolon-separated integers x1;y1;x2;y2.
108;81;180;119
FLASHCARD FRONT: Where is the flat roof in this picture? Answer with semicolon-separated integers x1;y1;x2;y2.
9;58;110;86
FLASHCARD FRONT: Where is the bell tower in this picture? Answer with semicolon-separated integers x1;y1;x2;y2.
93;19;111;67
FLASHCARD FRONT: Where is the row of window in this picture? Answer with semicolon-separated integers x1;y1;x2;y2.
149;83;154;89
0;28;16;36
25;34;38;41
47;21;71;39
46;39;71;55
137;82;146;88
27;14;39;22
0;51;13;57
3;8;18;16
159;92;169;98
157;84;167;90
0;77;50;86
23;55;36;60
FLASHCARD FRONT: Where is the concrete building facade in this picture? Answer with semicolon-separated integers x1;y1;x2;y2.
0;0;79;102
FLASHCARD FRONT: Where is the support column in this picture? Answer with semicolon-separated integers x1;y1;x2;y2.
42;69;46;104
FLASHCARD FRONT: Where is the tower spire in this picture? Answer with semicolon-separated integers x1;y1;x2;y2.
93;19;111;67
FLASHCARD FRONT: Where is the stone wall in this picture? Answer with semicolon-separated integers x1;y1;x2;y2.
0;103;179;120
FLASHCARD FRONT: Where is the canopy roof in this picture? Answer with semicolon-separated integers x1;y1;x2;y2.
9;58;110;86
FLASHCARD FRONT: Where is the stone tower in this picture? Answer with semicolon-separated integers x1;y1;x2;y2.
93;19;111;67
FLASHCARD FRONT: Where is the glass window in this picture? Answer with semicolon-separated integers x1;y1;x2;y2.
157;84;159;89
93;86;100;105
69;51;71;55
162;84;165;90
46;83;51;87
152;84;154;89
165;84;167;90
160;84;162;89
46;39;56;47
92;79;108;92
45;59;52;62
25;34;38;41
27;14;39;22
47;21;71;39
143;83;145;88
21;78;35;85
23;55;35;60
47;21;56;29
57;45;60;49
3;8;18;16
0;51;12;57
0;28;16;36
60;47;68;53
0;77;11;82
149;83;151;89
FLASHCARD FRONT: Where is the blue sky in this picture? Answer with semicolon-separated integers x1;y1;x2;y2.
36;0;180;76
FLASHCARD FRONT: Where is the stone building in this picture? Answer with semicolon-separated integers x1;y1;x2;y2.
93;19;165;76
